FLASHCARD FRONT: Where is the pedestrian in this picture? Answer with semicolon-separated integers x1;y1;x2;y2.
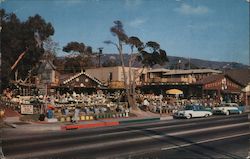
73;107;80;123
65;107;69;116
143;98;150;111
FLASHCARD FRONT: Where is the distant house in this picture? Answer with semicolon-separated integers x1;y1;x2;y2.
36;60;60;95
36;60;60;86
196;74;244;103
85;66;145;89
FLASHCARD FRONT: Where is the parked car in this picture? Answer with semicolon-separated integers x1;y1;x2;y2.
212;103;242;115
173;105;212;119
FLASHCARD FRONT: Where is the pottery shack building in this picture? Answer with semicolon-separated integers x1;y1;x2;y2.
59;71;105;94
196;74;244;103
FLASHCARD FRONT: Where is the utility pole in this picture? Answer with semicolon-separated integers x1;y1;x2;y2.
98;47;103;67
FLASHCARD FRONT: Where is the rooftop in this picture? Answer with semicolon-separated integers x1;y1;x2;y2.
163;69;222;75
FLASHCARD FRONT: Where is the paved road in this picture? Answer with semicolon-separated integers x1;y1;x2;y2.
2;114;249;159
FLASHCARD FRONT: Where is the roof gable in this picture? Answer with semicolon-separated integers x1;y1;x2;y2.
225;69;250;86
38;60;56;73
62;71;103;86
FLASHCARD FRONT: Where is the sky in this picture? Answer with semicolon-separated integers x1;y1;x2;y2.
2;0;250;65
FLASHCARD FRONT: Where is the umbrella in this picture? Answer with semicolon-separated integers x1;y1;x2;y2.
166;89;183;95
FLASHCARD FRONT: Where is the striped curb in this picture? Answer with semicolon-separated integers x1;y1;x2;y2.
61;121;120;130
61;116;173;130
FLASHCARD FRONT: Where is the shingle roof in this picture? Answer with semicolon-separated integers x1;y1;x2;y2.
195;74;225;85
195;74;244;87
37;60;56;74
225;69;250;86
147;68;170;73
163;69;222;75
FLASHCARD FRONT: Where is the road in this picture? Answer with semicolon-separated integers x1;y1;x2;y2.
2;114;249;159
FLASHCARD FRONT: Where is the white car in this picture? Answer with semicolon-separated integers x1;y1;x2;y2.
212;103;242;115
173;105;212;119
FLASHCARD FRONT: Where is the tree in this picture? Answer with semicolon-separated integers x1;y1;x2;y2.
43;37;59;61
63;42;94;72
1;9;54;90
105;20;169;110
102;56;119;67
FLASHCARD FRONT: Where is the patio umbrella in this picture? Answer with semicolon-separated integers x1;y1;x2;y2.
166;89;183;95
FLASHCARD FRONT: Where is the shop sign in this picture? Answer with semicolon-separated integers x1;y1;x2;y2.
21;105;34;114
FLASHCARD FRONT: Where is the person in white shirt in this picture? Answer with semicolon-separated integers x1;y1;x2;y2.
73;107;80;123
143;98;150;111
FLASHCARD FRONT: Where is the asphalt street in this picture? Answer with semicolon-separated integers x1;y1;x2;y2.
2;114;250;159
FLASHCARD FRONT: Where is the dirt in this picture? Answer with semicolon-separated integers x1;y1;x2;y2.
130;109;160;117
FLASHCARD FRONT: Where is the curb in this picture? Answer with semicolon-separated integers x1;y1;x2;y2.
61;121;120;130
61;116;174;130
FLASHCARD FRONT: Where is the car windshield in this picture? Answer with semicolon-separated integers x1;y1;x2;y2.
219;103;238;107
184;105;193;110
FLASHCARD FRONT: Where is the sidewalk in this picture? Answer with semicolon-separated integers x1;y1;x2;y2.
2;114;173;134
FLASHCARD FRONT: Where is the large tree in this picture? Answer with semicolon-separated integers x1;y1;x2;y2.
63;42;94;73
105;20;169;109
1;9;54;89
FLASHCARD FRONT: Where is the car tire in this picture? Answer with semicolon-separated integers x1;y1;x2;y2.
225;111;230;116
186;114;192;119
205;114;209;118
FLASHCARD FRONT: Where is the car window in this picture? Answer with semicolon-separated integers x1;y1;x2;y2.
185;105;193;110
199;106;205;110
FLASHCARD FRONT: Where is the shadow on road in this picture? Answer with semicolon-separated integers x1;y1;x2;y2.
126;126;246;159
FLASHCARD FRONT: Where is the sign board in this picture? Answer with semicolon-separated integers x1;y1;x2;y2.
21;105;34;114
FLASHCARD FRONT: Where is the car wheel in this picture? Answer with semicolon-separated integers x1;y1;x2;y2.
205;114;209;118
239;110;242;114
225;111;230;116
186;114;192;119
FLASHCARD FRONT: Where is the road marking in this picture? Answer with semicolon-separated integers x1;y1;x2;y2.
4;122;248;149
167;122;249;136
161;132;250;151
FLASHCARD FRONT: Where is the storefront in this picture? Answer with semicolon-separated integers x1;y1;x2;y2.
196;74;243;103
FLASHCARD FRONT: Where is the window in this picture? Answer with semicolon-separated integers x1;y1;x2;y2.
109;72;113;82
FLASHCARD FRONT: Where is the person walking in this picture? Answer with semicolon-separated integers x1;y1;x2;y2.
73;107;80;123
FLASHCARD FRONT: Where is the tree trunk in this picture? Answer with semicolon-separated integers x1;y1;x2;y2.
118;41;133;108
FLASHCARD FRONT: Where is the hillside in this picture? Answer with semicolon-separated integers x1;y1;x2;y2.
101;54;248;70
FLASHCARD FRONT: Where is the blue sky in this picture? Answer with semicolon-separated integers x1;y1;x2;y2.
2;0;250;65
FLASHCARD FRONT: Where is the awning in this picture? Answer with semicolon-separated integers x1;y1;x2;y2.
166;89;183;95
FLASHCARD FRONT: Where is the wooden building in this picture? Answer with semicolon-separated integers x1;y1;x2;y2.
60;71;105;94
196;74;244;103
140;68;221;98
225;69;250;106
